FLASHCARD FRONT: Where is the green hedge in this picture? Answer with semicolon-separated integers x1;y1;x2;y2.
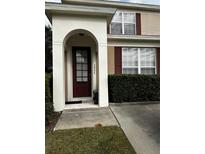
108;74;160;102
45;73;54;122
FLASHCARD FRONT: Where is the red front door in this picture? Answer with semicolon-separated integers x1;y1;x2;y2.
73;47;91;97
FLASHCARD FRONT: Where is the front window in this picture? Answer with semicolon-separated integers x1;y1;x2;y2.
122;48;156;75
111;11;136;35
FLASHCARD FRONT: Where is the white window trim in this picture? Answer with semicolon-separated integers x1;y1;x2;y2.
110;11;136;35
122;12;125;34
138;48;141;74
122;48;157;75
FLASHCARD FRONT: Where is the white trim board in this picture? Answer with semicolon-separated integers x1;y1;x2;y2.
64;103;99;110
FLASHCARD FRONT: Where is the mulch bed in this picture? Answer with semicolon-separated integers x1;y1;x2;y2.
46;112;62;132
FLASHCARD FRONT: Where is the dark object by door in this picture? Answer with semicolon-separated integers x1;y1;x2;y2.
93;90;98;104
73;47;91;97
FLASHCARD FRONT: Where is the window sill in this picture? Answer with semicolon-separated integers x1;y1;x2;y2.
107;34;160;41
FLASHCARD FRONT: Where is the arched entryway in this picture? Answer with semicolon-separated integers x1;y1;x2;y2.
52;21;109;111
63;29;99;105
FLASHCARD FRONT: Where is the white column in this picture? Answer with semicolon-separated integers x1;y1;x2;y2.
98;43;109;107
53;41;65;111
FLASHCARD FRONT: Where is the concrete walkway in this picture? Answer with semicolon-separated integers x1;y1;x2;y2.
55;108;119;130
110;103;160;154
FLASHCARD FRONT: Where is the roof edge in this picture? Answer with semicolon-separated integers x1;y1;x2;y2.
45;2;116;24
62;0;160;12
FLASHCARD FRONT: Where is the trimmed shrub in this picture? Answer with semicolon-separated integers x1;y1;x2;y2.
45;73;54;123
108;74;160;102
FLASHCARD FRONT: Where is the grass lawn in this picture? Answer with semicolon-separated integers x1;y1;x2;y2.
46;126;136;154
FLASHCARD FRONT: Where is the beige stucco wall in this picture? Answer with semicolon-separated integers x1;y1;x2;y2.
141;12;160;35
107;46;115;74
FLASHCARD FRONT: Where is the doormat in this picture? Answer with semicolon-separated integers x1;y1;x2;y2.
65;101;82;104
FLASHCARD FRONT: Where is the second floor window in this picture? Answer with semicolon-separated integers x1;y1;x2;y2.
111;11;136;35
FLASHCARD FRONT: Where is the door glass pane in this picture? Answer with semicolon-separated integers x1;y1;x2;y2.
82;64;87;70
75;49;89;82
76;64;81;70
82;77;88;82
84;57;87;63
81;55;87;63
77;71;82;77
82;71;88;77
76;51;82;57
77;77;83;82
76;56;82;63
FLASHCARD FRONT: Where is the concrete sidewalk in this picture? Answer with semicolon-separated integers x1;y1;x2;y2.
55;108;119;130
110;103;160;154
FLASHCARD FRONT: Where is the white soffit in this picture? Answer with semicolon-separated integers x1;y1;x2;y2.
45;2;116;23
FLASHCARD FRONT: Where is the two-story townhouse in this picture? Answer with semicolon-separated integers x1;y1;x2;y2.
45;0;160;111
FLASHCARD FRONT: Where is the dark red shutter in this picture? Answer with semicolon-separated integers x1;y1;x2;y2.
136;13;141;35
156;47;160;75
115;47;122;74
